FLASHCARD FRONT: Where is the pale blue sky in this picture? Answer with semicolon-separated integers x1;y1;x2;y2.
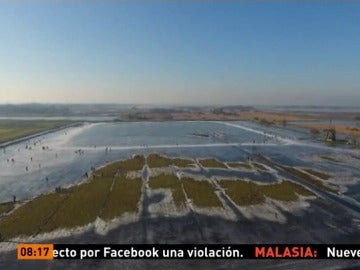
0;2;359;106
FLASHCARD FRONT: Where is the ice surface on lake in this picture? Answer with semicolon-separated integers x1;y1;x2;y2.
0;121;359;203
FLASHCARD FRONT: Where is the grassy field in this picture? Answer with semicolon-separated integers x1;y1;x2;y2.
0;193;67;239
219;180;265;205
149;174;186;209
118;155;145;171
304;169;331;180
0;202;15;216
227;162;253;170
261;181;314;201
0;120;70;144
147;154;173;168
0;172;143;238
182;178;222;208
96;162;122;177
198;158;227;169
44;177;113;231
0;155;146;239
284;167;337;193
101;177;142;221
172;157;195;168
147;154;195;168
0;153;328;240
252;163;268;171
96;155;145;177
219;179;315;206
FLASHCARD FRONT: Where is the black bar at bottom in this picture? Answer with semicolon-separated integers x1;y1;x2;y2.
52;244;360;259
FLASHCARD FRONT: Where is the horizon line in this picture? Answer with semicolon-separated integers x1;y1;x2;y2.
1;102;360;108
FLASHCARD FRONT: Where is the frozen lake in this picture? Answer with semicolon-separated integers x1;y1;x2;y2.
0;121;359;205
1;120;360;270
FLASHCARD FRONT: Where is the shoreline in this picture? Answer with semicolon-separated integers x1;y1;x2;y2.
0;122;82;149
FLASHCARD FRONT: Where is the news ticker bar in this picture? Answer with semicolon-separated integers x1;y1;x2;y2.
17;244;360;260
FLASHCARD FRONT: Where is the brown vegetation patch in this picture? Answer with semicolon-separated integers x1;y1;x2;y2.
284;167;337;193
44;177;113;230
101;177;142;221
0;201;14;216
227;162;253;170
219;179;315;206
172;158;195;168
182;178;222;208
147;154;173;168
149;174;186;208
198;158;227;169
252;163;268;171
303;169;331;180
0;193;66;239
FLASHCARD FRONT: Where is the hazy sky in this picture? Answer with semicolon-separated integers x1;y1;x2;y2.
0;2;359;106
